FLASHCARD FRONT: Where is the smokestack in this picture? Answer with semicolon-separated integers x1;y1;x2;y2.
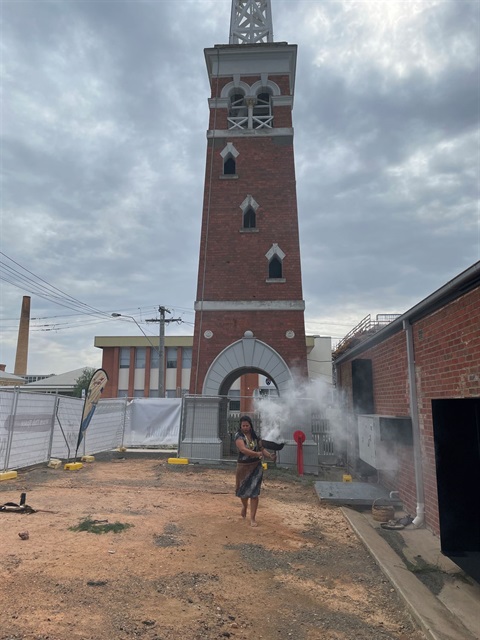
14;296;31;376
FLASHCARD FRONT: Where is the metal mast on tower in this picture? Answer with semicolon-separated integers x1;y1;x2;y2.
229;0;273;44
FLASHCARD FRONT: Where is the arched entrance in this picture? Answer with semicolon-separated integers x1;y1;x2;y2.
180;335;317;473
202;336;293;397
179;336;294;462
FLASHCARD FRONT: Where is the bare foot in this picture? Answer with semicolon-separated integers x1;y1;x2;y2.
250;521;258;527
241;506;247;519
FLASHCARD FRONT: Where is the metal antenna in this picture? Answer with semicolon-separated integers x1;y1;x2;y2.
229;0;273;44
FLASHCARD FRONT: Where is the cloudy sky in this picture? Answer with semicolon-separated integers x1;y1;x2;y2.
1;0;479;375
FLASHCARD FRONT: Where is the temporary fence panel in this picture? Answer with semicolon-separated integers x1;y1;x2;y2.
0;390;127;470
0;391;17;470
1;391;57;470
178;396;227;461
50;395;83;460
311;412;336;463
126;398;181;447
80;398;127;455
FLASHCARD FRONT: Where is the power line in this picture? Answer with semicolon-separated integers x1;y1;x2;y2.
0;252;113;319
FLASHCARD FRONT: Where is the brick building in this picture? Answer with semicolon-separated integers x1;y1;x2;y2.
333;261;480;581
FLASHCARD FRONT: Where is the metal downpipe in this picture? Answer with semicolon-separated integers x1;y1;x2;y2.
404;319;425;528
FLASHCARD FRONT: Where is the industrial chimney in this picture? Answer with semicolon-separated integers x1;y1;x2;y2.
14;296;31;376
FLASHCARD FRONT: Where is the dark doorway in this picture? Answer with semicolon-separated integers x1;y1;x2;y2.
352;359;374;414
432;398;480;583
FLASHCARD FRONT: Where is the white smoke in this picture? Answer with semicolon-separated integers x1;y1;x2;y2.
255;375;349;448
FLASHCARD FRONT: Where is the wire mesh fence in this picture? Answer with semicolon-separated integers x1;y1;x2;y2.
0;390;336;471
0;389;127;471
178;396;336;464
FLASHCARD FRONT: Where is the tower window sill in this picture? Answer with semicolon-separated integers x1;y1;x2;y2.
219;174;238;180
239;228;259;233
266;278;286;283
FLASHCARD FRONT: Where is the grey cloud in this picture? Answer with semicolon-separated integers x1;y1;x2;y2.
1;0;478;373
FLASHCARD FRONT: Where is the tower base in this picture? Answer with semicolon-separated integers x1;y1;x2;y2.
178;396;225;462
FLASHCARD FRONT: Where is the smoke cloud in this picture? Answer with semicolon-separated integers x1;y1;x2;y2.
255;376;348;449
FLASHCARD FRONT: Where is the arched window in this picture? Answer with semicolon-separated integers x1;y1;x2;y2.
243;207;256;229
220;143;239;176
268;256;282;279
239;195;259;231
224;154;236;175
265;243;285;280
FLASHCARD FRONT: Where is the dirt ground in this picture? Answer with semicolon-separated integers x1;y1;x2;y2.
0;454;426;640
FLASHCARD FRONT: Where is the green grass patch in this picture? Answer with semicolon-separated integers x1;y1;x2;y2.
69;517;133;535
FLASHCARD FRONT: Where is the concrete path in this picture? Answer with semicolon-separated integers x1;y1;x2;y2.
342;508;480;640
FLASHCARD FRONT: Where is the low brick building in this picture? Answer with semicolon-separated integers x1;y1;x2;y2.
333;261;480;581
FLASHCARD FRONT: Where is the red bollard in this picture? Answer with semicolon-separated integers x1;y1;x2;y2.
293;430;306;476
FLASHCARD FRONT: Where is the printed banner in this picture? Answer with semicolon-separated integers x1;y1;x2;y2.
76;369;109;455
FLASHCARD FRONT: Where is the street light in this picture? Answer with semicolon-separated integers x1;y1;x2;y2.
111;313;164;397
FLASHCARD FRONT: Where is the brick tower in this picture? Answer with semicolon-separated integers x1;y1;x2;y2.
190;0;307;399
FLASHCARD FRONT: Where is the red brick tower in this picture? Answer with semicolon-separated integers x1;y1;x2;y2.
190;0;307;397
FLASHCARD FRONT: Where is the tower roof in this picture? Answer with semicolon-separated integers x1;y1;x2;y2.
229;0;273;44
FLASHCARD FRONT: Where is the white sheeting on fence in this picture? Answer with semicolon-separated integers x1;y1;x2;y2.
0;390;181;471
126;398;181;446
0;392;57;469
80;399;127;457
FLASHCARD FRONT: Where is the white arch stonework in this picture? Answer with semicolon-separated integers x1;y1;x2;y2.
202;336;292;396
220;79;281;99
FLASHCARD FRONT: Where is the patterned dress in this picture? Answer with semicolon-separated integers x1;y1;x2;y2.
234;431;264;498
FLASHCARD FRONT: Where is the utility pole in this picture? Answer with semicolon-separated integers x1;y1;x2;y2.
146;306;182;398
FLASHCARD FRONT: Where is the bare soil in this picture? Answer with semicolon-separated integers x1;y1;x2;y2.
0;454;425;640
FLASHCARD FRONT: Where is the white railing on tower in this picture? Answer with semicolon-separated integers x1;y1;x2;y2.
227;115;273;130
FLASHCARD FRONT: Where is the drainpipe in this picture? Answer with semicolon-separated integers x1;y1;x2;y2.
404;319;425;528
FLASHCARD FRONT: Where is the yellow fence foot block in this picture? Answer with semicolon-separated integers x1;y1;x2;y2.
81;455;95;463
47;459;62;469
64;462;83;471
0;471;18;481
167;458;189;465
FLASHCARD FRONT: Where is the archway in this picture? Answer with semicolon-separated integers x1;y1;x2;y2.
180;336;317;473
202;336;293;397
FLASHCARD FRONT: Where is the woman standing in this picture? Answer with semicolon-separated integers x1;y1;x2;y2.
234;415;276;527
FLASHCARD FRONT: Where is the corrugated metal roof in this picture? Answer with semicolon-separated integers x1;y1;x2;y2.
24;367;87;388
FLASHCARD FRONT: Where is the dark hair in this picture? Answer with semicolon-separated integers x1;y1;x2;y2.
239;415;259;441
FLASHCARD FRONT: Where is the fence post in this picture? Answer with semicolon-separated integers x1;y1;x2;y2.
4;387;20;472
47;392;59;461
120;397;128;448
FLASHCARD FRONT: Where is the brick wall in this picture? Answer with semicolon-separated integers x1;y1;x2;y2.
413;288;480;532
336;286;480;534
197;137;301;302
100;348;117;399
190;310;307;395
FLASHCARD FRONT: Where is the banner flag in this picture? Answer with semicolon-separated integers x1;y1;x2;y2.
75;368;109;456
